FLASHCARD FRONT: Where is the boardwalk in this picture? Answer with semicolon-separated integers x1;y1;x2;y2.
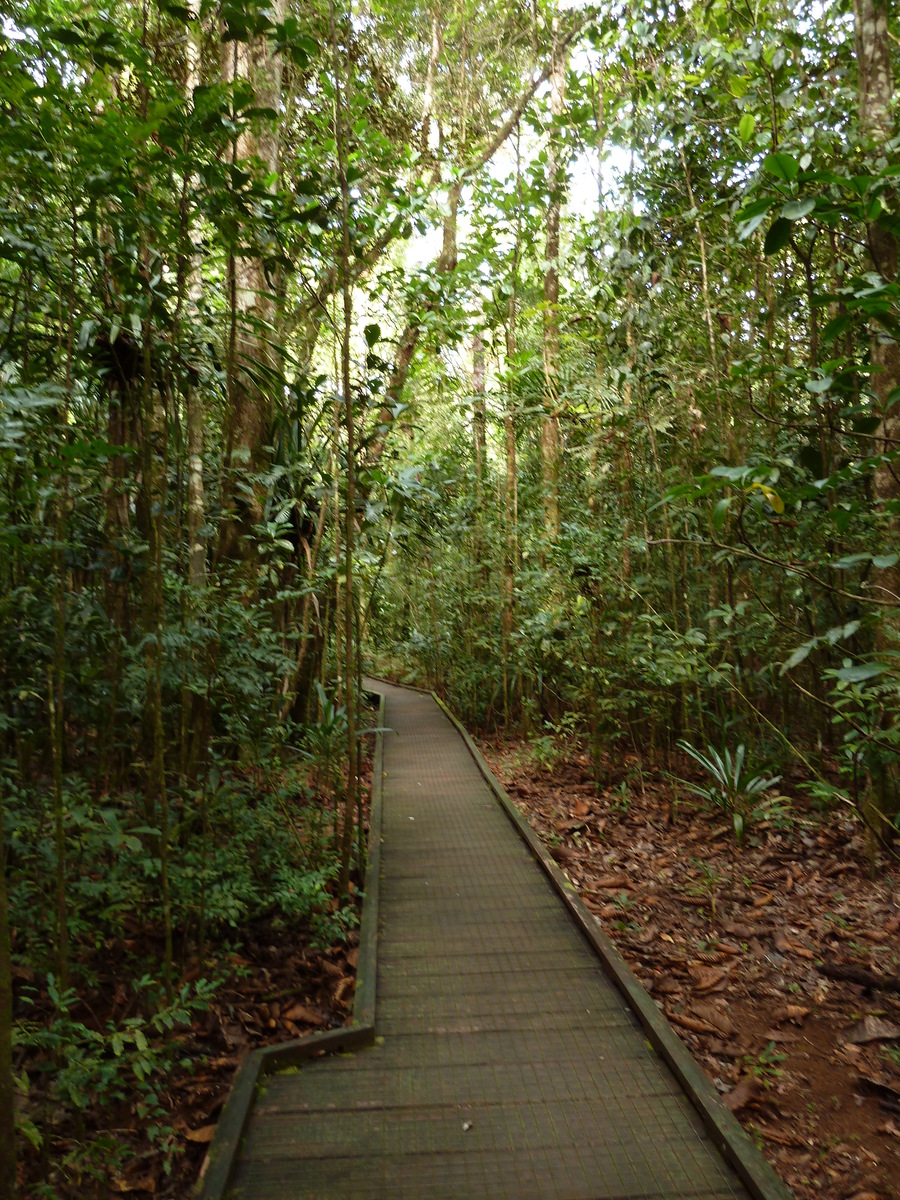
226;682;763;1200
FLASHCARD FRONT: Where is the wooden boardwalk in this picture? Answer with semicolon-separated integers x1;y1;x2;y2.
225;682;772;1200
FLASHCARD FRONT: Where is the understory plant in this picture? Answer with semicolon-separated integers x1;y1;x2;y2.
677;740;785;845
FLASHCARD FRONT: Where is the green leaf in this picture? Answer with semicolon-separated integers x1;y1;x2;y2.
50;27;85;46
764;218;792;255
738;211;769;239
736;197;773;222
832;553;870;569
822;314;852;342
710;465;751;481
738;113;756;143
364;323;381;347
157;0;193;19
712;497;732;530
804;376;833;394
873;553;899;569
764;153;799;182
833;663;888;683
780;198;815;221
780;640;815;673
824;620;861;644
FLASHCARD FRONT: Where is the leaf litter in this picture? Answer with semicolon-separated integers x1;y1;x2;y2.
480;737;900;1200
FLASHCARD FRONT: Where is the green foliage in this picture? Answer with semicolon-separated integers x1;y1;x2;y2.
676;741;786;845
822;658;900;832
15;974;216;1181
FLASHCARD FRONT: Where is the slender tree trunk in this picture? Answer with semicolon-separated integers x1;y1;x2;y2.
0;771;14;1199
329;0;359;895
179;1;208;779
366;42;576;467
855;0;900;829
503;314;519;727
218;4;287;561
856;0;899;613
541;17;566;542
472;333;486;500
420;8;442;158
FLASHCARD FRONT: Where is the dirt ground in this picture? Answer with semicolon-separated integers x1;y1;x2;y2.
14;908;360;1200
479;736;900;1200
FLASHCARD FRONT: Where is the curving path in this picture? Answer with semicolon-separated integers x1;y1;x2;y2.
226;681;761;1200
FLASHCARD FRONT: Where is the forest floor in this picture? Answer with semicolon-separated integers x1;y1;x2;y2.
16;905;361;1199
14;770;373;1199
479;735;900;1200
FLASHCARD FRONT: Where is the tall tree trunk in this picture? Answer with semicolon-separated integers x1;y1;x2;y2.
185;0;207;591
472;332;486;501
541;17;566;542
219;4;287;561
329;0;359;896
503;301;520;727
0;772;14;1199
679;146;731;458
420;7;442;158
855;0;900;828
502;130;523;727
179;0;209;780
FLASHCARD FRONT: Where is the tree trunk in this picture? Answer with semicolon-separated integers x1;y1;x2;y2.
855;0;900;830
0;773;14;1199
472;332;486;500
219;4;287;561
541;19;566;541
365;39;577;467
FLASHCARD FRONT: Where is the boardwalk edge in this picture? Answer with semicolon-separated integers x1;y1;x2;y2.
195;686;386;1200
433;693;793;1200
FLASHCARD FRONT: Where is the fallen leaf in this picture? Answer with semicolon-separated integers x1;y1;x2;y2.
771;1005;810;1026
714;941;740;957
844;1015;900;1045
706;1038;746;1058
723;1077;759;1112
689;1002;734;1035
185;1125;217;1144
573;798;590;818
753;1124;807;1148
774;931;815;959
648;975;680;996
688;966;726;993
110;1178;157;1194
333;976;354;1007
878;1121;900;1141
723;922;756;940
753;892;775;909
557;817;587;832
595;873;630;889
283;1003;326;1026
668;1010;718;1036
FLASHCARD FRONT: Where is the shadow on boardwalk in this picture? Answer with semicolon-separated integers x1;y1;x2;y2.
214;681;788;1200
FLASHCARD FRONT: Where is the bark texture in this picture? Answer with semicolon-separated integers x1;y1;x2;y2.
541;19;566;540
219;4;287;560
